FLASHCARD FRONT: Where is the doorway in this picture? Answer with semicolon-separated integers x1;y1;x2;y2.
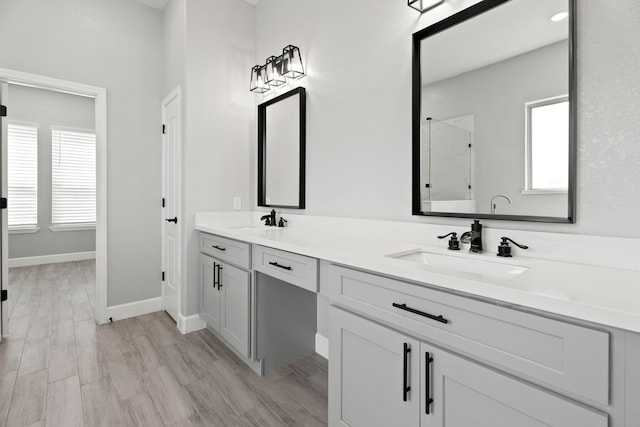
0;68;108;338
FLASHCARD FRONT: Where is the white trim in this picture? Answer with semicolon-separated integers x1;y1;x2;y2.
106;297;162;322
49;224;96;232
0;67;109;325
315;333;329;359
8;226;40;234
177;313;206;334
8;251;96;268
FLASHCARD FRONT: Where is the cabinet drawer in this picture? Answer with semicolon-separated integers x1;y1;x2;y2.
200;233;250;269
253;245;318;293
328;264;609;405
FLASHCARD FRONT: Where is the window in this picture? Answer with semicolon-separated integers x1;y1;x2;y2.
51;128;96;226
525;96;569;192
7;123;38;229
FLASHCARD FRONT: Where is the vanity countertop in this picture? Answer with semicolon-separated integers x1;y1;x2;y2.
195;213;640;333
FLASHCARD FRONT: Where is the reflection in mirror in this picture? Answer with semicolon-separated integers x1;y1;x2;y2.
258;87;306;209
412;0;576;223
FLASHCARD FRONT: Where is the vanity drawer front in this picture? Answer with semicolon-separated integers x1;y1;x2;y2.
253;246;318;293
200;233;250;269
328;264;609;405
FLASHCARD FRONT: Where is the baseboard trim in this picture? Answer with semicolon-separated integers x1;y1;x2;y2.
177;313;206;334
315;333;328;359
8;251;96;268
106;297;162;322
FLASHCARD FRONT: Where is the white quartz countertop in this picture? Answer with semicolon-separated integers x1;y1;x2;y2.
195;213;640;333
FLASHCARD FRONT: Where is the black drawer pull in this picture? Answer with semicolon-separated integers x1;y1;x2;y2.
212;245;226;251
392;303;449;324
268;261;292;271
425;352;434;414
403;343;411;402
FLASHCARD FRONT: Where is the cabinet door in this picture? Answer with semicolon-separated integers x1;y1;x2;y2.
421;344;608;427
200;254;220;331
329;306;420;427
220;262;250;358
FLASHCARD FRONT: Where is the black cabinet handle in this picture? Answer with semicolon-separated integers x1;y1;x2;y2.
392;303;449;324
212;245;226;251
425;352;434;414
268;261;292;271
213;262;218;289
403;343;411;402
213;262;219;289
165;217;178;223
216;264;223;290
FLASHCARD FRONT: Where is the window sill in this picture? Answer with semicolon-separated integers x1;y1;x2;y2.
9;226;40;235
521;189;568;195
49;224;96;232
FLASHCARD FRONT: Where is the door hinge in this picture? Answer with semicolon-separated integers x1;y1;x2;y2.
0;198;7;209
162;198;165;208
0;105;6;117
162;271;165;281
162;124;166;134
1;289;7;302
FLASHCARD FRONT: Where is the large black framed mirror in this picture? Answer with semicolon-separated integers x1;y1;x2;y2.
412;0;576;223
258;86;306;209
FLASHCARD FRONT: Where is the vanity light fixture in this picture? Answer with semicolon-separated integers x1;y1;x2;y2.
265;55;286;87
281;45;305;79
550;11;569;22
250;64;270;93
408;0;445;13
250;45;305;93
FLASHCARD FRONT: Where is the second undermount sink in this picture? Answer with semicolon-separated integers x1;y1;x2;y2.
387;249;529;279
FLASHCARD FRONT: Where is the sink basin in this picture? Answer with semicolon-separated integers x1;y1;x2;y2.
387;250;529;279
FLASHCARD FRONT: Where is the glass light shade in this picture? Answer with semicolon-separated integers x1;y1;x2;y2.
408;0;444;13
281;45;305;79
265;55;286;87
250;65;270;93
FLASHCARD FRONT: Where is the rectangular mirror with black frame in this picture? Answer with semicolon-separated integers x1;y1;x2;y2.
258;86;306;209
412;0;576;223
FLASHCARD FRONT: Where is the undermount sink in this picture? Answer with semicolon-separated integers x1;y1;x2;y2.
386;249;529;279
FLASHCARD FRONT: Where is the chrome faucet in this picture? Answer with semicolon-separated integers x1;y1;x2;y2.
490;194;512;214
460;220;483;253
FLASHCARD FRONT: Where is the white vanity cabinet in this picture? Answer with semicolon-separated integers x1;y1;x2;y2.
328;264;612;427
199;234;251;358
330;306;607;427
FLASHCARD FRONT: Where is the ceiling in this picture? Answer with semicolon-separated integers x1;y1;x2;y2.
421;0;569;85
134;0;259;10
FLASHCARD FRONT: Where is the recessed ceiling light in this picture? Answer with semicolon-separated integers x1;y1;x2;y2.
550;11;569;22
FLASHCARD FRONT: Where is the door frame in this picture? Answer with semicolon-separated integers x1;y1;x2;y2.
161;86;183;327
0;67;109;326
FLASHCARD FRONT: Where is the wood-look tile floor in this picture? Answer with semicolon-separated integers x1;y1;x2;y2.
0;261;328;427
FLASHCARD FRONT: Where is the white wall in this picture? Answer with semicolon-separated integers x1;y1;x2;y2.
422;41;568;218
180;0;255;315
0;0;164;306
254;0;640;238
7;84;96;259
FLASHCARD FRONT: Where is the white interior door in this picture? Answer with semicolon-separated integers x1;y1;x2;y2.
161;87;181;322
1;82;8;340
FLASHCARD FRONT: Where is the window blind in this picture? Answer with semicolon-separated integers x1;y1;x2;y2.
8;123;38;227
51;129;96;225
